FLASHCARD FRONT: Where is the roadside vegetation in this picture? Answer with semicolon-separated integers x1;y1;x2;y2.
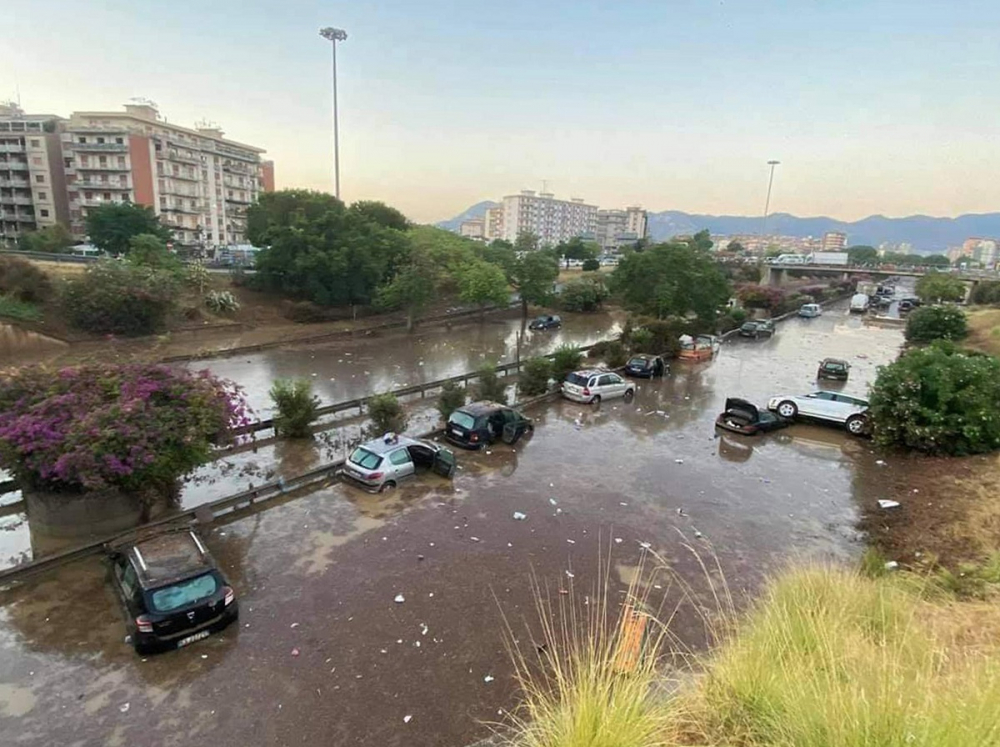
436;381;467;420
904;304;968;343
269;379;320;438
366;392;408;436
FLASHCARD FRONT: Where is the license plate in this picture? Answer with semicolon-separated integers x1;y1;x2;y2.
450;426;461;435
178;630;210;648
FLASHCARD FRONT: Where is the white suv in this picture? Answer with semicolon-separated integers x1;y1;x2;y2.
767;391;870;435
561;369;636;404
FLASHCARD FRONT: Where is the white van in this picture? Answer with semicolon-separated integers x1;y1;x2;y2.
70;244;101;258
849;293;870;313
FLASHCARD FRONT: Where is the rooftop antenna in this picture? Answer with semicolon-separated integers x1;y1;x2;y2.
541;179;549;193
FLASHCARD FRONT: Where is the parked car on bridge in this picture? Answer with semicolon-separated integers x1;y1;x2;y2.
107;529;239;655
528;314;562;330
341;433;456;492
624;354;667;378
767;391;870;435
715;397;789;436
446;401;533;449
561;369;635;404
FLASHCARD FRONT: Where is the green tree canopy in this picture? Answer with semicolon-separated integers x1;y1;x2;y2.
727;241;747;255
846;245;878;264
376;254;438;331
458;260;509;314
904;305;968;343
349;200;411;232
514;231;540;253
915;273;966;304
610;241;731;322
510;251;559;319
85;203;171;255
16;224;74;254
126;233;182;274
689;229;714;252
246;190;342;246
556;237;600;263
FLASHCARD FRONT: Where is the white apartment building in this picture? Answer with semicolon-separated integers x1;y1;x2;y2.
0;104;69;246
61;102;272;249
459;218;484;239
501;190;597;246
483;206;504;241
594;206;647;250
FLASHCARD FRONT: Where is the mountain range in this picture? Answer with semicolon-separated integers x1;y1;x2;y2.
437;203;1000;252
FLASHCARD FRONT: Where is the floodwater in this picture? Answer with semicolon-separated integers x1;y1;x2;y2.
0;304;906;746
0;323;67;365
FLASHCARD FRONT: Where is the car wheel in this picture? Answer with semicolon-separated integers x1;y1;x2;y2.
776;400;798;418
379;481;397;493
591;394;602;405
845;414;868;436
624;389;635;402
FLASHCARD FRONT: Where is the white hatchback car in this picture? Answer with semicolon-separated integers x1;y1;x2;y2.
561;369;636;405
767;391;870;435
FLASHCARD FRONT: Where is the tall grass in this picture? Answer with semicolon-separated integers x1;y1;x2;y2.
0;294;41;322
505;561;1000;747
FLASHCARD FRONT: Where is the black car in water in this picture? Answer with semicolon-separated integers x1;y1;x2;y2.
817;357;850;381
624;354;667;378
446;401;533;449
528;314;562;330
107;529;239;655
715;397;789;436
738;319;775;338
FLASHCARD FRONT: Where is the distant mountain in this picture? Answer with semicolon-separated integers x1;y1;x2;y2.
438;203;1000;251
435;200;499;232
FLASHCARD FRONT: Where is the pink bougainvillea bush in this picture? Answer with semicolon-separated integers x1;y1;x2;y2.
0;365;250;493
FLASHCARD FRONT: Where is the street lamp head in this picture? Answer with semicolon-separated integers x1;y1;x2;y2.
319;27;348;42
767;160;780;166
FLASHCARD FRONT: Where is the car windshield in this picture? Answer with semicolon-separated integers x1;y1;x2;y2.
824;362;846;371
449;411;476;429
148;573;219;613
565;373;589;386
349;447;382;470
628;358;649;367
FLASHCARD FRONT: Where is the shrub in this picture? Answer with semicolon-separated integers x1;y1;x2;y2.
581;258;600;272
905;305;968;343
367;392;408;436
269;379;319;438
60;261;178;336
736;284;786;310
185;262;211;291
628;328;654;353
519;357;552;397
869;341;1000;455
0;255;52;303
476;364;508;404
916;273;966;304
551;345;583;382
0;364;249;492
634;317;684;357
560;276;608;312
127;234;183;274
970;280;1000;305
437;381;466;421
205;290;241;314
598;341;628;368
0;295;41;322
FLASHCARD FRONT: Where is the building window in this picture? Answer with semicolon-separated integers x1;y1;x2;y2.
31;157;42;165
118;156;125;167
38;192;46;200
30;139;39;148
97;137;105;144
116;137;124;145
35;174;44;183
64;158;73;168
99;156;107;166
78;137;86;144
85;192;93;199
40;209;49;218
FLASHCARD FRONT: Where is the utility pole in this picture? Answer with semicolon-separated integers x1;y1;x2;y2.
319;27;348;199
759;159;780;252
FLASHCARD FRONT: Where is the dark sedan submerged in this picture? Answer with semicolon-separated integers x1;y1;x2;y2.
624;354;667;378
817;357;850;381
715;397;789;435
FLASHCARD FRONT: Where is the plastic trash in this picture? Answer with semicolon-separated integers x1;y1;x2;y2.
614;537;623;544
566;538;576;544
565;570;575;578
512;511;527;521
291;648;300;657
394;594;405;603
549;498;558;506
885;561;900;571
119;703;130;713
484;675;495;683
403;715;413;724
878;499;900;509
674;458;684;464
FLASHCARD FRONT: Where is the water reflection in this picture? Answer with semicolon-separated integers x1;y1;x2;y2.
0;323;67;365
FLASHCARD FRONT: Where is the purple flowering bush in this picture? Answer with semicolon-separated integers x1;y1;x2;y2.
0;365;251;493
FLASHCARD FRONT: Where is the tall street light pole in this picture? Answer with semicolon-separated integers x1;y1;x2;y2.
760;159;780;252
319;27;348;200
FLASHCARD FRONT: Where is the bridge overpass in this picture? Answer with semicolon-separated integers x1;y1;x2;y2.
760;262;991;291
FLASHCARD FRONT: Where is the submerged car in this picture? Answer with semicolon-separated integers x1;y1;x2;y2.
561;369;635;404
446;401;533;449
107;529;239;655
341;433;456;492
677;334;721;361
738;319;775;338
798;303;822;318
528;314;562;330
715;397;789;436
767;391;870;435
624;354;667;378
817;358;850;381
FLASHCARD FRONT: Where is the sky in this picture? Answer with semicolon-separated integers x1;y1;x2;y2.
4;0;1000;223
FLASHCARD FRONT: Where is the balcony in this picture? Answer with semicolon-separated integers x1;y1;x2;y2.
71;142;128;152
0;179;30;188
165;151;201;165
162;204;202;215
0;144;26;153
76;199;125;209
76;163;128;172
70;180;131;190
0;160;29;171
163;171;199;182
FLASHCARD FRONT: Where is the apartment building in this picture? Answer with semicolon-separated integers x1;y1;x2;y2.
61;102;270;248
459;218;484;239
501;190;597;246
483;206;504;241
0;104;70;246
821;231;847;252
594;206;647;250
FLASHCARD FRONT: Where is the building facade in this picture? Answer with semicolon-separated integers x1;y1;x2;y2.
594;206;647;250
60;103;270;249
821;231;847;252
0;103;70;246
459;218;485;239
483;206;505;241
501;190;598;246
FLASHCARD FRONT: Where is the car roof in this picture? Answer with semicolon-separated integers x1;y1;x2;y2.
356;433;434;455
821;358;849;365
569;369;610;377
629;354;656;361
458;401;506;415
124;530;216;588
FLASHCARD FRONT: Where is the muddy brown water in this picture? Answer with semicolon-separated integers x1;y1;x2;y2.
0;304;905;746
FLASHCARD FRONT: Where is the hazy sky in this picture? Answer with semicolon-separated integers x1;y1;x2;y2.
4;1;999;223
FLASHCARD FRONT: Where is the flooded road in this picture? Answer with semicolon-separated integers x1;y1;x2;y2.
0;304;905;746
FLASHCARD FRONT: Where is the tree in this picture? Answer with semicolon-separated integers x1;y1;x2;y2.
269;379;319;438
127;233;182;274
85;203;171;256
556;237;599;266
515;231;540;253
458;260;509;316
915;273;966;304
970;281;1000;305
869;342;1000;455
510;251;559;321
246;189;342;246
561;276;608;311
846;245;878;265
582;258;600;271
16;224;74;254
727;241;747;255
349;200;410;232
905;305;968;343
610;241;731;322
689;229;714;252
376;256;437;331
